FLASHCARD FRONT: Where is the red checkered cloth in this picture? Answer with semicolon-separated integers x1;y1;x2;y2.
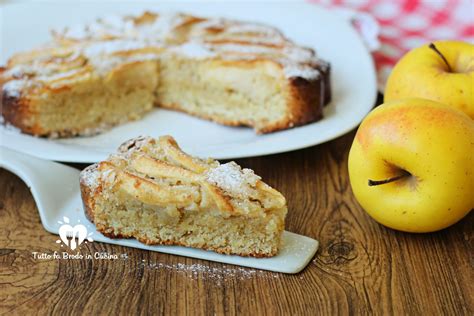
310;0;474;90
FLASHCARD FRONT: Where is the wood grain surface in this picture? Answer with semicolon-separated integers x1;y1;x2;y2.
0;130;472;315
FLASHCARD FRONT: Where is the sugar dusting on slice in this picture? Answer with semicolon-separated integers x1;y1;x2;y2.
80;163;117;191
2;80;31;98
80;164;101;190
205;162;261;198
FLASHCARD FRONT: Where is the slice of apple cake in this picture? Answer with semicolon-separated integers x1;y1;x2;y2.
80;136;287;257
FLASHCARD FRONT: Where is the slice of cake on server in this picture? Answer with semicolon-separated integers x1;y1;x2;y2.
1;11;331;137
80;136;287;257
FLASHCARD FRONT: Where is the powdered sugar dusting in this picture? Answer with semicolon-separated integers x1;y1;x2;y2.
80;164;117;190
284;46;316;62
2;40;161;93
3;52;80;79
80;164;101;190
170;41;216;59
62;14;134;40
82;39;150;57
138;259;280;285
101;168;116;185
87;52;160;75
2;79;31;97
284;63;321;80
60;12;186;42
5;64;38;78
206;162;261;198
37;68;83;83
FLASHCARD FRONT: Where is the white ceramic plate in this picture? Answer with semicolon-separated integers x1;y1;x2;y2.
0;1;377;162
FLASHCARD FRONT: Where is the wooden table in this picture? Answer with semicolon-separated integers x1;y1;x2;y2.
1;120;472;314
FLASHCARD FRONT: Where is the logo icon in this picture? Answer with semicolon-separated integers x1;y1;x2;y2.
56;217;94;250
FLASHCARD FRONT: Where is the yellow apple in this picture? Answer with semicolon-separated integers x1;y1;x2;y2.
385;40;474;119
348;98;474;233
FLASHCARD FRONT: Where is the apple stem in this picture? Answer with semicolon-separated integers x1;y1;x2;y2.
368;173;410;186
429;43;452;72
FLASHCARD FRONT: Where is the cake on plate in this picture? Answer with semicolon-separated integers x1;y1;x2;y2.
80;135;287;257
1;11;331;137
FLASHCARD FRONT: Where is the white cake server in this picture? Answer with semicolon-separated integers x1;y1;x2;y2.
0;146;318;273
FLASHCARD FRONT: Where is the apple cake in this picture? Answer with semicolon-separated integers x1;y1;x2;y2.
0;11;331;137
80;135;287;257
